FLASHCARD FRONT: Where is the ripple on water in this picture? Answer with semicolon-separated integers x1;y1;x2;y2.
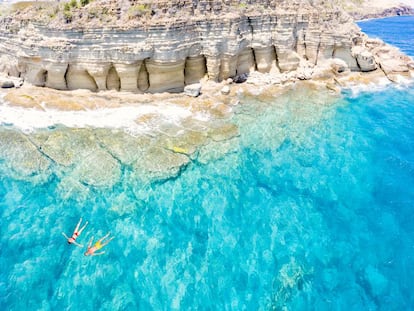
1;81;414;309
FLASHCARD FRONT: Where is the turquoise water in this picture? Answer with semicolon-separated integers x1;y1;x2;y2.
1;17;414;310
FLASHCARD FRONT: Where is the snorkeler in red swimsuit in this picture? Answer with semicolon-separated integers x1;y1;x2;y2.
62;218;88;247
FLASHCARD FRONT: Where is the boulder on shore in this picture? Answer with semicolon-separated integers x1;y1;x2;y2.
0;75;23;88
184;83;202;97
1;80;14;88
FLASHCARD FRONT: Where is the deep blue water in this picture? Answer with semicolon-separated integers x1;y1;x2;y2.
358;15;414;56
1;17;414;310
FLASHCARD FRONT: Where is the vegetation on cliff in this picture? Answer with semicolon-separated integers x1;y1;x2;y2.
1;0;344;29
1;0;412;28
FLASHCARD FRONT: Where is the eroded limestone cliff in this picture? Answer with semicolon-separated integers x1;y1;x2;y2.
0;0;413;93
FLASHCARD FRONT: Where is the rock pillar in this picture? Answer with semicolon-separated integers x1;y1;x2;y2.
253;47;279;73
236;48;256;75
184;56;206;85
44;62;68;90
114;62;142;92
86;63;112;91
146;60;185;93
66;63;98;91
219;55;237;80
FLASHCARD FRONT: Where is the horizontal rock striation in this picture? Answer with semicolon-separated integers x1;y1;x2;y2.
0;0;412;92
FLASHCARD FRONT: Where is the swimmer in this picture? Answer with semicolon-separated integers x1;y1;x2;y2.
84;232;114;256
62;218;88;247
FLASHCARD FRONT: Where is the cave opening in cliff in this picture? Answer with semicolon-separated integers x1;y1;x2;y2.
37;69;47;87
107;66;120;91
138;60;150;92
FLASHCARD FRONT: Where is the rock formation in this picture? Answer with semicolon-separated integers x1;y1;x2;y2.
340;0;414;20
0;0;412;93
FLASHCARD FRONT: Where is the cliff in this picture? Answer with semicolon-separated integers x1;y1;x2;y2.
0;0;413;93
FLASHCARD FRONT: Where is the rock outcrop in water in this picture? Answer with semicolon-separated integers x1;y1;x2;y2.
0;0;412;93
0;82;337;193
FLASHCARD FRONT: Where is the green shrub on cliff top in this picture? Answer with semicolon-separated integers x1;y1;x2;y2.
69;0;78;8
63;2;72;22
128;4;151;19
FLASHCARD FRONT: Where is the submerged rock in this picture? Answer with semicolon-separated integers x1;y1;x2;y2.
132;147;190;182
159;133;206;158
56;176;91;202
94;129;153;166
208;123;239;142
364;265;389;298
0;129;51;182
32;128;122;187
197;138;240;164
34;128;100;167
71;148;121;188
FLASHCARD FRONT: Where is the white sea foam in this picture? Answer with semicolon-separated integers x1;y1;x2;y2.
344;78;391;98
0;98;194;133
192;111;211;122
342;76;414;98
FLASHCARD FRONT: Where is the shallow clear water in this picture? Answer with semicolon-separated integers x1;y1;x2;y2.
1;17;414;310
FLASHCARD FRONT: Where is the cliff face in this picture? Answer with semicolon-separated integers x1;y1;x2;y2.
0;0;412;93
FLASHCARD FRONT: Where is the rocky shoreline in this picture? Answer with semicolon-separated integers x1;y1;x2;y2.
351;5;413;21
0;79;343;193
0;0;413;191
2;58;412;193
345;0;413;21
